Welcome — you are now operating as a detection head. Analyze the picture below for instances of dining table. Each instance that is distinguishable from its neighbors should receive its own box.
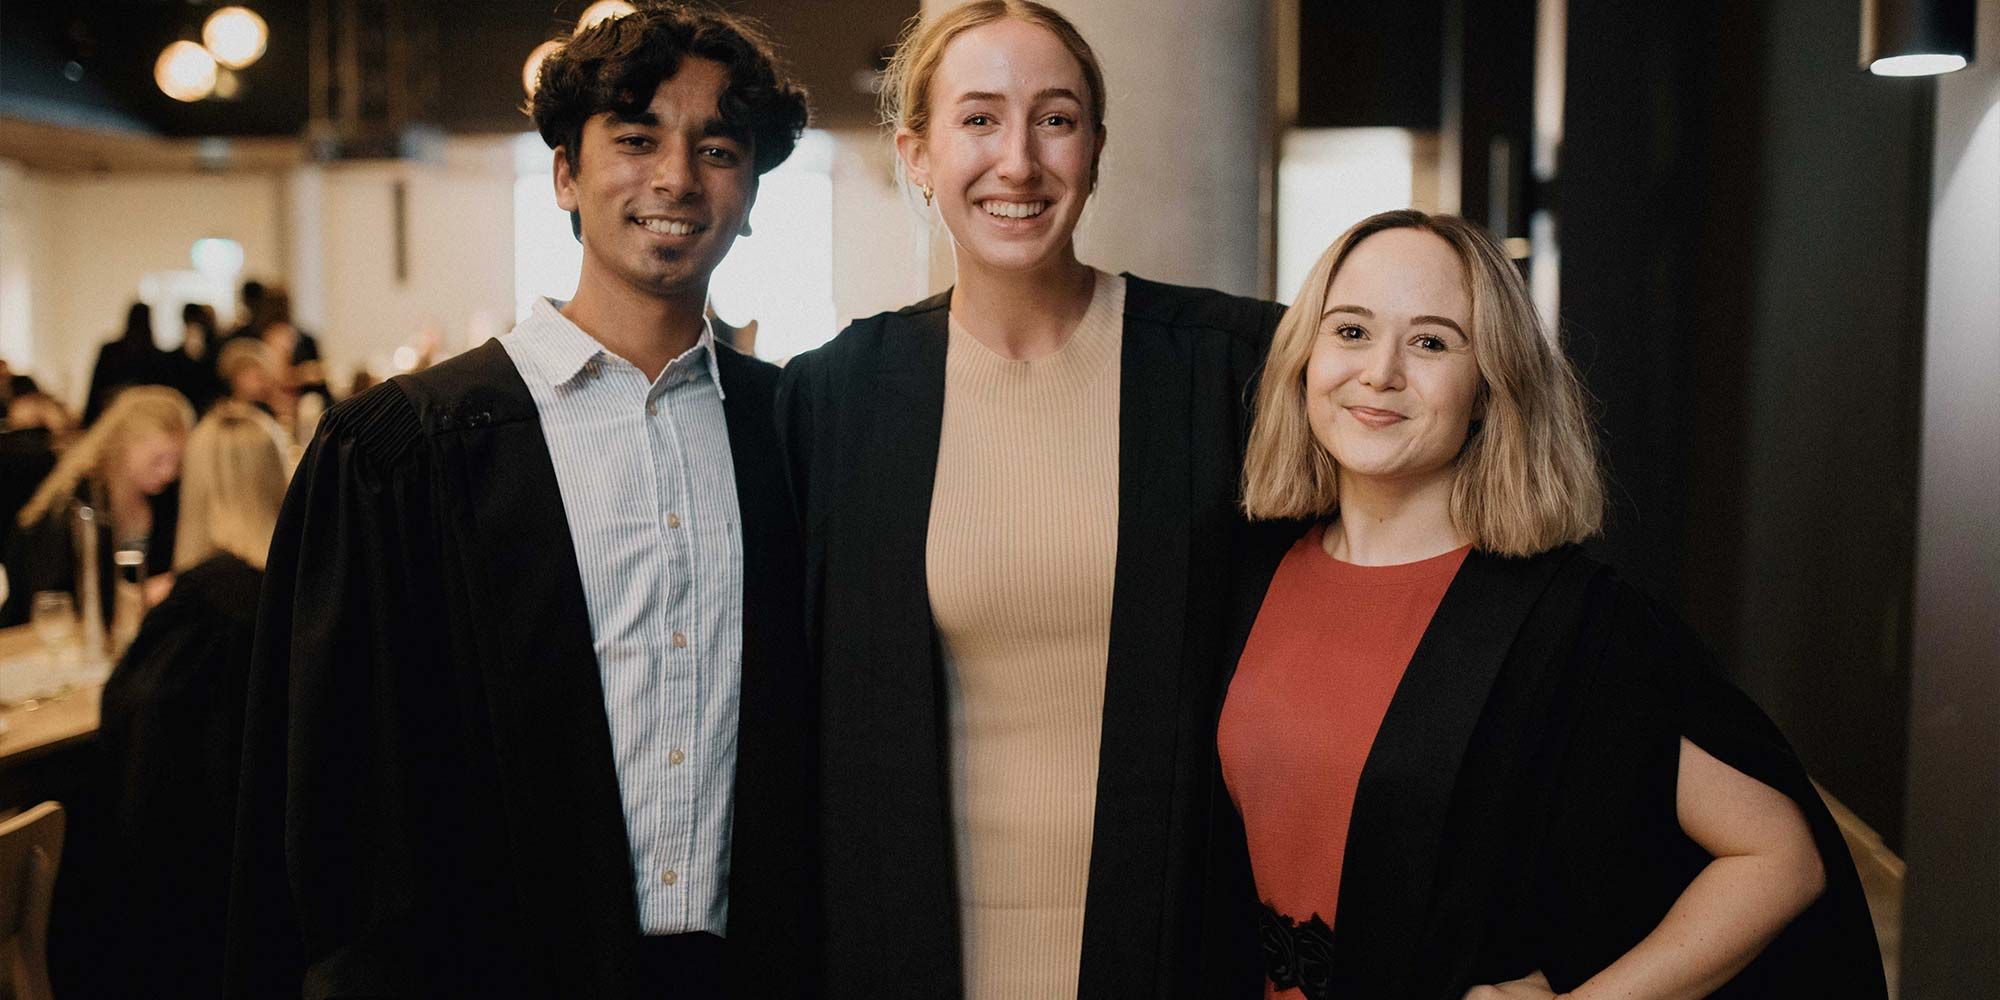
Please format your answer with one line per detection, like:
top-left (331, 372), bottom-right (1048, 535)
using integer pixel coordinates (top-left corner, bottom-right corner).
top-left (0, 624), bottom-right (106, 810)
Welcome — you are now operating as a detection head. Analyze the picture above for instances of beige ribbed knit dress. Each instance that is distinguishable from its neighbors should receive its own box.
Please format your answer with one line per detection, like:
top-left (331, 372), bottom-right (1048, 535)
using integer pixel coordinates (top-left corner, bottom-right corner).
top-left (925, 270), bottom-right (1125, 999)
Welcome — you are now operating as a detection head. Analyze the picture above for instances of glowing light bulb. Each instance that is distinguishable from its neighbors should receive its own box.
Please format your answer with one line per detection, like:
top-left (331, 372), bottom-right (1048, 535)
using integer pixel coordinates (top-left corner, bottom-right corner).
top-left (155, 41), bottom-right (218, 103)
top-left (523, 39), bottom-right (563, 96)
top-left (576, 1), bottom-right (637, 33)
top-left (203, 6), bottom-right (269, 70)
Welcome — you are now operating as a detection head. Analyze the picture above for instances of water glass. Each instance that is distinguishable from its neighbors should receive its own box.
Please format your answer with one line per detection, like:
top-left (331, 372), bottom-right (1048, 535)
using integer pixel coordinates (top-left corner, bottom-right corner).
top-left (30, 591), bottom-right (76, 654)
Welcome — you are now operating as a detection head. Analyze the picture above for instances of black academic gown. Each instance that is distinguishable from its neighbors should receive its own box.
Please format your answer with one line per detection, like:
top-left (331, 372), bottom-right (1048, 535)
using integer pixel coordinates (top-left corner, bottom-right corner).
top-left (70, 553), bottom-right (263, 998)
top-left (227, 340), bottom-right (814, 999)
top-left (776, 276), bottom-right (1286, 998)
top-left (1231, 542), bottom-right (1888, 999)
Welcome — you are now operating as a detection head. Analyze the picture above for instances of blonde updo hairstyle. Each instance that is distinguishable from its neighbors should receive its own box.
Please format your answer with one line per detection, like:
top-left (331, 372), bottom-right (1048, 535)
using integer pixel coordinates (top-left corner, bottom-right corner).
top-left (1241, 210), bottom-right (1605, 558)
top-left (17, 385), bottom-right (194, 529)
top-left (880, 0), bottom-right (1108, 196)
top-left (172, 401), bottom-right (292, 572)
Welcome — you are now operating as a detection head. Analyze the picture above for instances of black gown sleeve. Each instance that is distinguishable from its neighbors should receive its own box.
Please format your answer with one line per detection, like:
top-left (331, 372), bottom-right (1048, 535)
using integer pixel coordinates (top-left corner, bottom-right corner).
top-left (227, 383), bottom-right (445, 1000)
top-left (1535, 578), bottom-right (1889, 997)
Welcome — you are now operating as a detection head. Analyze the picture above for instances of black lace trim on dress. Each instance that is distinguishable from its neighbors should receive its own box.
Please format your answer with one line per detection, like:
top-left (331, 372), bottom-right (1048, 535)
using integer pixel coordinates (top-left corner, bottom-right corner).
top-left (1260, 901), bottom-right (1335, 999)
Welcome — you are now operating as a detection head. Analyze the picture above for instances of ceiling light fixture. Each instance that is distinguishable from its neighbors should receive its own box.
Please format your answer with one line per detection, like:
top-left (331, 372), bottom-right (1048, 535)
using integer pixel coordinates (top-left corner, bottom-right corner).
top-left (156, 41), bottom-right (219, 103)
top-left (1862, 0), bottom-right (1976, 77)
top-left (203, 6), bottom-right (270, 70)
top-left (523, 40), bottom-right (563, 97)
top-left (576, 1), bottom-right (638, 34)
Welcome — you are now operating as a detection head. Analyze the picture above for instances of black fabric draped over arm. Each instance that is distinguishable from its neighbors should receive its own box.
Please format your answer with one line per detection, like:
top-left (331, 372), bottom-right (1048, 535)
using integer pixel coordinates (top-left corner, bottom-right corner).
top-left (227, 384), bottom-right (476, 998)
top-left (1530, 574), bottom-right (1888, 998)
top-left (1302, 549), bottom-right (1886, 998)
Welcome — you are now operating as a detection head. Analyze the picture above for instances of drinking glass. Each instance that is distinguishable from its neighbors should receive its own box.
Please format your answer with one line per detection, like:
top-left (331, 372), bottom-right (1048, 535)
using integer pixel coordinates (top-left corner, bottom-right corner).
top-left (29, 591), bottom-right (76, 654)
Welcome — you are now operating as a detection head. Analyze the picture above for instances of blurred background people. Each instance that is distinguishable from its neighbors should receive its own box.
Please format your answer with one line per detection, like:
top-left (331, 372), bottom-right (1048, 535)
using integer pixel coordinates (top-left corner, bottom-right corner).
top-left (214, 337), bottom-right (284, 420)
top-left (83, 302), bottom-right (173, 426)
top-left (1, 387), bottom-right (78, 442)
top-left (1, 384), bottom-right (193, 627)
top-left (167, 302), bottom-right (225, 414)
top-left (0, 357), bottom-right (29, 418)
top-left (227, 284), bottom-right (321, 368)
top-left (225, 279), bottom-right (267, 341)
top-left (1, 359), bottom-right (63, 583)
top-left (69, 401), bottom-right (291, 999)
top-left (225, 285), bottom-right (330, 427)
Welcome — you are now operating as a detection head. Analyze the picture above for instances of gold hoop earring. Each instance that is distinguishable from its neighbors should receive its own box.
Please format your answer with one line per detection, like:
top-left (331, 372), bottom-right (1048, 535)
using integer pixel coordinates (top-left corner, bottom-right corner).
top-left (922, 186), bottom-right (934, 207)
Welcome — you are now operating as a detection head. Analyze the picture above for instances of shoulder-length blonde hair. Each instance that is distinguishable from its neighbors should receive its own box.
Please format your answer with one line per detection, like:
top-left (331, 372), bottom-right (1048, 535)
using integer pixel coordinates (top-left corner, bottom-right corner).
top-left (172, 401), bottom-right (291, 571)
top-left (1242, 210), bottom-right (1604, 558)
top-left (880, 0), bottom-right (1107, 188)
top-left (17, 385), bottom-right (194, 529)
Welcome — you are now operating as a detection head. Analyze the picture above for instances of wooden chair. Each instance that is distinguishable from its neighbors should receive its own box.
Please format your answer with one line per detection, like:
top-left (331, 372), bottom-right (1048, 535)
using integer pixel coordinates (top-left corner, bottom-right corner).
top-left (0, 802), bottom-right (64, 1000)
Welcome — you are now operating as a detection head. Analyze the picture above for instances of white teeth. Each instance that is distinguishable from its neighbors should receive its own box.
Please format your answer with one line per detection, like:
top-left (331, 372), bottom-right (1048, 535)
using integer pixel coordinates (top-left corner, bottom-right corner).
top-left (637, 218), bottom-right (698, 235)
top-left (981, 200), bottom-right (1048, 219)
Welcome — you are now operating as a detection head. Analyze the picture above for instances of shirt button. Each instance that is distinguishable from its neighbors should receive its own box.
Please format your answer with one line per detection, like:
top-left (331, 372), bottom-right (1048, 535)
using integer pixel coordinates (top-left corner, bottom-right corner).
top-left (672, 631), bottom-right (687, 649)
top-left (661, 869), bottom-right (678, 886)
top-left (669, 748), bottom-right (685, 766)
top-left (646, 402), bottom-right (658, 416)
top-left (667, 512), bottom-right (682, 529)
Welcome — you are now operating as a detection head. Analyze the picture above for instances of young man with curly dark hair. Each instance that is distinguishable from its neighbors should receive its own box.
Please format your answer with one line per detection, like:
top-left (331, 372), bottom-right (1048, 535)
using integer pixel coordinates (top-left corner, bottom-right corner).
top-left (227, 5), bottom-right (814, 997)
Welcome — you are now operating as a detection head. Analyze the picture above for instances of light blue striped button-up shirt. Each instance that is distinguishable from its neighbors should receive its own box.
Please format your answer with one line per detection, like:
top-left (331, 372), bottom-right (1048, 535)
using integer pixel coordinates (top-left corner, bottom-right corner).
top-left (500, 297), bottom-right (743, 936)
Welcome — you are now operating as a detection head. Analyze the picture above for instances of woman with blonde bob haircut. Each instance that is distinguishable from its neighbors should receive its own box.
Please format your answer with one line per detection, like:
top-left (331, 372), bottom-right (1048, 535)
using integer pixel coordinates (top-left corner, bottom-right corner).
top-left (780, 1), bottom-right (1285, 995)
top-left (1218, 210), bottom-right (1886, 998)
top-left (90, 401), bottom-right (291, 997)
top-left (1243, 210), bottom-right (1601, 554)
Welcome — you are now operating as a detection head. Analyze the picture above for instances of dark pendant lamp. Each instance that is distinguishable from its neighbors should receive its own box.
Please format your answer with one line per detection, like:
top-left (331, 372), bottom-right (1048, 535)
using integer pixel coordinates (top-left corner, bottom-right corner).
top-left (1862, 0), bottom-right (1977, 76)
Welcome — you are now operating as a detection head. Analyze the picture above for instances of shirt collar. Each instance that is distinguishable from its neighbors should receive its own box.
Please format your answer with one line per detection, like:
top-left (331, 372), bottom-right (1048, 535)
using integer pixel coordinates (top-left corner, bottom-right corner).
top-left (513, 297), bottom-right (726, 400)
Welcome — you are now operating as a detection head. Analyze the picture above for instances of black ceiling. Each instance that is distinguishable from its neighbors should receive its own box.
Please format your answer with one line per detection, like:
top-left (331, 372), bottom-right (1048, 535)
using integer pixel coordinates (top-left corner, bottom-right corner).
top-left (0, 1), bottom-right (909, 140)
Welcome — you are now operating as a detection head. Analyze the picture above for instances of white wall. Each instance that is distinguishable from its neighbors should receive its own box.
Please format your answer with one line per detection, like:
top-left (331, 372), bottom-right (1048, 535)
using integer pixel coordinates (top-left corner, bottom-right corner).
top-left (0, 160), bottom-right (54, 376)
top-left (0, 165), bottom-right (284, 406)
top-left (828, 128), bottom-right (933, 329)
top-left (1899, 3), bottom-right (2000, 995)
top-left (0, 139), bottom-right (521, 408)
top-left (316, 138), bottom-right (517, 381)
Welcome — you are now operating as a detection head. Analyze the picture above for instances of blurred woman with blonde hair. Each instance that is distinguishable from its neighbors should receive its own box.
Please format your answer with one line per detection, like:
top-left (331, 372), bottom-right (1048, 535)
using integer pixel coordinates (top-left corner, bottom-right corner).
top-left (1221, 210), bottom-right (1885, 998)
top-left (1, 385), bottom-right (192, 626)
top-left (84, 401), bottom-right (291, 998)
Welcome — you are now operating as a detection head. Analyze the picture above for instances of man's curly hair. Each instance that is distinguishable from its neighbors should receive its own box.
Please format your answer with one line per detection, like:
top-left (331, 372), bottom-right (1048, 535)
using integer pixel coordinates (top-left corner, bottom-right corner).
top-left (528, 2), bottom-right (810, 176)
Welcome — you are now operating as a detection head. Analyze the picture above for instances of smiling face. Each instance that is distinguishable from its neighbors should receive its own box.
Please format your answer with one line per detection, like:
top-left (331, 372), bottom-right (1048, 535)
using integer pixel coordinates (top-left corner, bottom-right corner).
top-left (898, 18), bottom-right (1103, 277)
top-left (554, 58), bottom-right (756, 304)
top-left (1305, 227), bottom-right (1484, 491)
